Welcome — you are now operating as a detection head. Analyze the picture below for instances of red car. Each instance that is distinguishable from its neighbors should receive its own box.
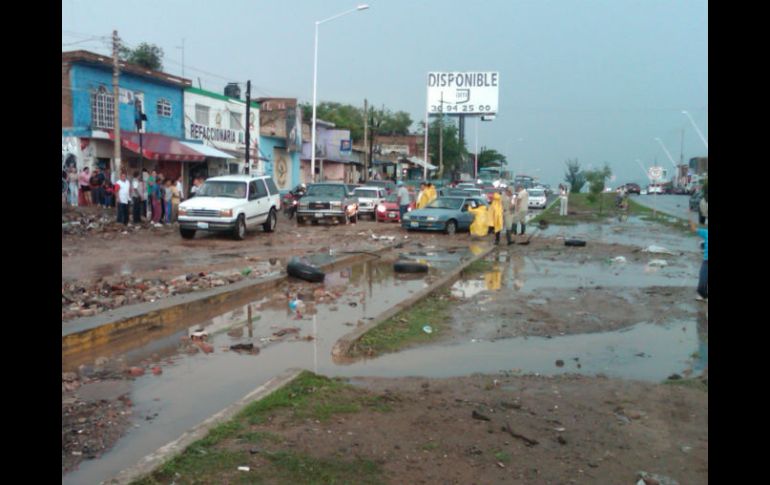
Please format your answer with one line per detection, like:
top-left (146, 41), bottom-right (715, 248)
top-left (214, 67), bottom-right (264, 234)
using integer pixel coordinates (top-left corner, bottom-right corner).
top-left (376, 192), bottom-right (416, 222)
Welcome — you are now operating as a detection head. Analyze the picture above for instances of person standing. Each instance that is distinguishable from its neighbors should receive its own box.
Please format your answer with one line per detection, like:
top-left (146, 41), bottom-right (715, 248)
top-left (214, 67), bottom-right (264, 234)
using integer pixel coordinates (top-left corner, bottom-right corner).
top-left (689, 218), bottom-right (708, 301)
top-left (163, 179), bottom-right (174, 224)
top-left (490, 192), bottom-right (504, 245)
top-left (102, 178), bottom-right (115, 208)
top-left (467, 200), bottom-right (489, 238)
top-left (426, 182), bottom-right (437, 205)
top-left (559, 185), bottom-right (569, 216)
top-left (698, 191), bottom-right (708, 225)
top-left (130, 171), bottom-right (143, 223)
top-left (138, 171), bottom-right (148, 221)
top-left (512, 185), bottom-right (529, 236)
top-left (170, 178), bottom-right (182, 222)
top-left (67, 167), bottom-right (79, 207)
top-left (150, 176), bottom-right (162, 223)
top-left (158, 174), bottom-right (166, 222)
top-left (502, 187), bottom-right (515, 245)
top-left (416, 182), bottom-right (430, 209)
top-left (79, 167), bottom-right (91, 206)
top-left (396, 181), bottom-right (410, 221)
top-left (147, 170), bottom-right (157, 219)
top-left (90, 168), bottom-right (102, 207)
top-left (176, 177), bottom-right (185, 202)
top-left (114, 172), bottom-right (131, 225)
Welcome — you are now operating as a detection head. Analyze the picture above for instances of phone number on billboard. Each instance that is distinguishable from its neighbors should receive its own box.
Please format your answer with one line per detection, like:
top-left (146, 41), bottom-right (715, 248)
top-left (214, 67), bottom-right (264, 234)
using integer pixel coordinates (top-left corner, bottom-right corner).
top-left (429, 104), bottom-right (493, 113)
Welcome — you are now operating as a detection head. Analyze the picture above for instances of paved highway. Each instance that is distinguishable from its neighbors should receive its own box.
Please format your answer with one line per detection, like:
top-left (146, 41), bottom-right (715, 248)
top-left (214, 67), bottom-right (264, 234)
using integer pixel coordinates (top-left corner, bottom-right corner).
top-left (630, 194), bottom-right (694, 220)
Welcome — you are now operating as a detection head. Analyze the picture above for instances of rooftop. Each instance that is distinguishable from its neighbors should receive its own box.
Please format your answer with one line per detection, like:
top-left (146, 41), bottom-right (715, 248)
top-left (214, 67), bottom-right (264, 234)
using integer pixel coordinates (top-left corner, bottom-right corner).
top-left (62, 50), bottom-right (192, 88)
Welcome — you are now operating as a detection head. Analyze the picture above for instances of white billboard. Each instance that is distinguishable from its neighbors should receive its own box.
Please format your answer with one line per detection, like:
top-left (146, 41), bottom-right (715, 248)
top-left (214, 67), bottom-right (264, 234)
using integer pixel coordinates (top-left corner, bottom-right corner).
top-left (427, 71), bottom-right (499, 115)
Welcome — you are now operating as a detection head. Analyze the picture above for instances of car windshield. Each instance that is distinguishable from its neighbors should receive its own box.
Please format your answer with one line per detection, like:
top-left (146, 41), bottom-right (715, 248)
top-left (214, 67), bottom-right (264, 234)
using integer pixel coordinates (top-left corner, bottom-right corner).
top-left (463, 189), bottom-right (482, 196)
top-left (307, 185), bottom-right (346, 198)
top-left (384, 194), bottom-right (399, 203)
top-left (427, 198), bottom-right (463, 210)
top-left (197, 181), bottom-right (247, 198)
top-left (355, 189), bottom-right (379, 198)
top-left (529, 190), bottom-right (545, 197)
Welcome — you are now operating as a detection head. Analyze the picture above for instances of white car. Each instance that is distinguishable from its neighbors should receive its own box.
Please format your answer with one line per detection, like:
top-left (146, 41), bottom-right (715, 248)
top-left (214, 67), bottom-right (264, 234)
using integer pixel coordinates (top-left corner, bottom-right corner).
top-left (647, 185), bottom-right (664, 194)
top-left (527, 189), bottom-right (547, 209)
top-left (353, 186), bottom-right (387, 220)
top-left (178, 175), bottom-right (281, 240)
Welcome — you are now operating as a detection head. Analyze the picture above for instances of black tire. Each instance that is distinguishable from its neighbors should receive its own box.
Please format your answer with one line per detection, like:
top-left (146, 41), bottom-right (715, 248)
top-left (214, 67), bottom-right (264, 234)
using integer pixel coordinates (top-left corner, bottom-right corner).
top-left (394, 260), bottom-right (429, 273)
top-left (297, 216), bottom-right (306, 225)
top-left (287, 260), bottom-right (325, 283)
top-left (311, 219), bottom-right (319, 225)
top-left (233, 215), bottom-right (246, 240)
top-left (180, 229), bottom-right (196, 239)
top-left (263, 208), bottom-right (277, 232)
top-left (445, 220), bottom-right (457, 235)
top-left (564, 239), bottom-right (586, 247)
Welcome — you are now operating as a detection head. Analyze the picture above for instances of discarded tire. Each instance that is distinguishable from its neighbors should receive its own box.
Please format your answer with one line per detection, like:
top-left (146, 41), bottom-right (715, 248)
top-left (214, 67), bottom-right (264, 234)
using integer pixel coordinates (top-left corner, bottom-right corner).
top-left (564, 239), bottom-right (586, 247)
top-left (286, 261), bottom-right (325, 283)
top-left (393, 261), bottom-right (429, 273)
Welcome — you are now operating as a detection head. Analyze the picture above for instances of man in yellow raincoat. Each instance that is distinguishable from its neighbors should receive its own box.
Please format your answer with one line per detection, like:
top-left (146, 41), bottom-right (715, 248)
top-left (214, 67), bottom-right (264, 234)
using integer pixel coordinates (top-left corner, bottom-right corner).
top-left (489, 192), bottom-right (504, 245)
top-left (468, 200), bottom-right (489, 238)
top-left (426, 183), bottom-right (437, 204)
top-left (416, 182), bottom-right (430, 209)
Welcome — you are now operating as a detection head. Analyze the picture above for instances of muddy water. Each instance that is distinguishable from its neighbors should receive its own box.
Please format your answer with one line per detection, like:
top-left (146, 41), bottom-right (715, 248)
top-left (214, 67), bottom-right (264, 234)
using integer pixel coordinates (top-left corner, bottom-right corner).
top-left (63, 245), bottom-right (706, 484)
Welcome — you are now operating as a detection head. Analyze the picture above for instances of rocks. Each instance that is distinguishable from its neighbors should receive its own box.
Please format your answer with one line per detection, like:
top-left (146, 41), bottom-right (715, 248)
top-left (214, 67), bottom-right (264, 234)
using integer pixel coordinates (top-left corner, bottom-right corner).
top-left (128, 367), bottom-right (145, 377)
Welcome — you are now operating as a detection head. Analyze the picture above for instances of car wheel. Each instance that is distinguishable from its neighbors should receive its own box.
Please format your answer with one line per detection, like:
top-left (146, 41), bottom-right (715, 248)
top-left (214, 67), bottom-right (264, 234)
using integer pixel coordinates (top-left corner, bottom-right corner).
top-left (263, 208), bottom-right (277, 232)
top-left (311, 219), bottom-right (319, 225)
top-left (445, 220), bottom-right (457, 235)
top-left (180, 229), bottom-right (196, 239)
top-left (233, 215), bottom-right (246, 240)
top-left (297, 216), bottom-right (306, 225)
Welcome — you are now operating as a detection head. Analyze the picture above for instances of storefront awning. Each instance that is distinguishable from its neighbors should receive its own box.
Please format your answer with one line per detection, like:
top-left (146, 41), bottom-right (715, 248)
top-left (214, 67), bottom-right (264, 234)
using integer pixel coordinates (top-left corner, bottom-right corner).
top-left (180, 141), bottom-right (235, 159)
top-left (405, 156), bottom-right (437, 170)
top-left (109, 131), bottom-right (206, 162)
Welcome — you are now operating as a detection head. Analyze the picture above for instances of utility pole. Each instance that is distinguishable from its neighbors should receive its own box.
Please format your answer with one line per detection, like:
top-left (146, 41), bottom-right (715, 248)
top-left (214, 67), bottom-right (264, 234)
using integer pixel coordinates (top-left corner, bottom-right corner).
top-left (438, 91), bottom-right (444, 179)
top-left (245, 80), bottom-right (251, 174)
top-left (680, 128), bottom-right (685, 186)
top-left (112, 30), bottom-right (122, 176)
top-left (363, 98), bottom-right (368, 182)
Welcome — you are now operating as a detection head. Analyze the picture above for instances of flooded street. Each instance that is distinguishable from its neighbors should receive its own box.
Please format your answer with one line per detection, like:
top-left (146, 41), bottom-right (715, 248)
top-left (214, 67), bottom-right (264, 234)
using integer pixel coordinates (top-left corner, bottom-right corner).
top-left (62, 217), bottom-right (707, 483)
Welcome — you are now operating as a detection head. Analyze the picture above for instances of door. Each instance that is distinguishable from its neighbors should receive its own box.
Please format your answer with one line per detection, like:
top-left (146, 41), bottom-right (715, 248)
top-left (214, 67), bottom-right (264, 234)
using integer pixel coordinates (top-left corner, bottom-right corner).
top-left (459, 199), bottom-right (476, 228)
top-left (247, 179), bottom-right (269, 226)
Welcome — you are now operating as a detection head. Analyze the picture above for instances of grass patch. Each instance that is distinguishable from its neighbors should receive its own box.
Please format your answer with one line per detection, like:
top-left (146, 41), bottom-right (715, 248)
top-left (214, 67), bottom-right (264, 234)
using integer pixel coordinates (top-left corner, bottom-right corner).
top-left (421, 441), bottom-right (439, 451)
top-left (237, 430), bottom-right (283, 444)
top-left (349, 289), bottom-right (452, 358)
top-left (464, 258), bottom-right (495, 275)
top-left (664, 377), bottom-right (708, 392)
top-left (494, 450), bottom-right (512, 463)
top-left (531, 193), bottom-right (618, 225)
top-left (264, 450), bottom-right (384, 485)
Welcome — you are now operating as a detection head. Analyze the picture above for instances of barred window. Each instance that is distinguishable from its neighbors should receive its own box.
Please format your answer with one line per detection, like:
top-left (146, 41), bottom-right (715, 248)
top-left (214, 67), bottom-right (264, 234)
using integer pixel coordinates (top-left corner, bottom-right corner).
top-left (195, 104), bottom-right (210, 125)
top-left (91, 87), bottom-right (114, 129)
top-left (157, 98), bottom-right (172, 117)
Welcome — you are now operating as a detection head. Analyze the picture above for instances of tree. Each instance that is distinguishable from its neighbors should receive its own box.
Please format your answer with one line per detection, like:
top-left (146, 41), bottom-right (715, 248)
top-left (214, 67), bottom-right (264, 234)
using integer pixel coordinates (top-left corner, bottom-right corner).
top-left (299, 102), bottom-right (413, 143)
top-left (564, 159), bottom-right (586, 193)
top-left (477, 147), bottom-right (507, 171)
top-left (583, 163), bottom-right (613, 213)
top-left (425, 117), bottom-right (466, 178)
top-left (119, 42), bottom-right (164, 71)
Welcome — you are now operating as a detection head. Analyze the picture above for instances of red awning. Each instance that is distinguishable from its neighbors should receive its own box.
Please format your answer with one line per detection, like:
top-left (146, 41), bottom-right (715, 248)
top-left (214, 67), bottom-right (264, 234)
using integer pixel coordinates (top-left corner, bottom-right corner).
top-left (109, 131), bottom-right (206, 162)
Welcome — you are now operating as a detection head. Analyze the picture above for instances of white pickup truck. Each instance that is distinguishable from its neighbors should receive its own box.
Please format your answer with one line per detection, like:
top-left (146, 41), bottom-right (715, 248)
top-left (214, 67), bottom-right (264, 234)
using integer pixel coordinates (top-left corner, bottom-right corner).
top-left (177, 175), bottom-right (281, 240)
top-left (353, 186), bottom-right (386, 220)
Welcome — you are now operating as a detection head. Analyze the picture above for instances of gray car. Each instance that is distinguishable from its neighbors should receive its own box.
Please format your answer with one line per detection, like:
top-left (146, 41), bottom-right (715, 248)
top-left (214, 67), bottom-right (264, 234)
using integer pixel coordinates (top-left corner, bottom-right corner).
top-left (296, 183), bottom-right (359, 225)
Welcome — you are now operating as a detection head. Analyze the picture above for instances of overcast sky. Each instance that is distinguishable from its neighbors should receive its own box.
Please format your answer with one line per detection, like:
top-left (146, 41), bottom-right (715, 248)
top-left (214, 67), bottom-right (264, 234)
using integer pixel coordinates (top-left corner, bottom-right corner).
top-left (63, 0), bottom-right (707, 186)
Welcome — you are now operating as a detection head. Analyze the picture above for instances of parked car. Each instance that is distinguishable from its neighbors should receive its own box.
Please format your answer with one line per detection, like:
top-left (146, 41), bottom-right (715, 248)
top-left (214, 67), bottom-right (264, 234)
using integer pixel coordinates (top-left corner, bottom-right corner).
top-left (353, 186), bottom-right (387, 220)
top-left (689, 191), bottom-right (703, 211)
top-left (296, 183), bottom-right (358, 225)
top-left (527, 188), bottom-right (547, 209)
top-left (647, 184), bottom-right (664, 194)
top-left (364, 180), bottom-right (397, 195)
top-left (402, 196), bottom-right (488, 235)
top-left (622, 183), bottom-right (641, 195)
top-left (376, 192), bottom-right (416, 222)
top-left (640, 189), bottom-right (648, 195)
top-left (177, 175), bottom-right (280, 240)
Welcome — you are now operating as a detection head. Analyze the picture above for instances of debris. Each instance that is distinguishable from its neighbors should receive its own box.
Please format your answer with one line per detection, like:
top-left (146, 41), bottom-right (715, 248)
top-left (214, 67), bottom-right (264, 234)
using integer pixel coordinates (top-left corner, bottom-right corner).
top-left (642, 245), bottom-right (675, 255)
top-left (151, 366), bottom-right (162, 375)
top-left (472, 410), bottom-right (491, 421)
top-left (557, 435), bottom-right (567, 445)
top-left (502, 422), bottom-right (539, 446)
top-left (230, 343), bottom-right (255, 352)
top-left (610, 256), bottom-right (627, 264)
top-left (555, 360), bottom-right (565, 367)
top-left (667, 373), bottom-right (682, 380)
top-left (128, 367), bottom-right (145, 377)
top-left (422, 325), bottom-right (433, 334)
top-left (648, 259), bottom-right (668, 267)
top-left (637, 471), bottom-right (680, 485)
top-left (238, 466), bottom-right (250, 472)
top-left (273, 327), bottom-right (301, 337)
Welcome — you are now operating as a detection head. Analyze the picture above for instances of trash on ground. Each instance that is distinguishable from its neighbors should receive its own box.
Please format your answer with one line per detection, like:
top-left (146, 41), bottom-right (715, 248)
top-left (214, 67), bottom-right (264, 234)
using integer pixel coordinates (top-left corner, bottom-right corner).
top-left (610, 256), bottom-right (627, 264)
top-left (642, 245), bottom-right (675, 255)
top-left (648, 259), bottom-right (668, 267)
top-left (637, 471), bottom-right (680, 485)
top-left (238, 466), bottom-right (250, 472)
top-left (273, 327), bottom-right (301, 337)
top-left (422, 325), bottom-right (433, 334)
top-left (472, 410), bottom-right (491, 421)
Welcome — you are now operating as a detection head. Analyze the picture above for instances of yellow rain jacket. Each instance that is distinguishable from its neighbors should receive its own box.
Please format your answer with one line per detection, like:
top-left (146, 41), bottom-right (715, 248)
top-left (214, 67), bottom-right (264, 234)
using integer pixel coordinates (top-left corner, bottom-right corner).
top-left (426, 185), bottom-right (437, 204)
top-left (489, 193), bottom-right (503, 234)
top-left (468, 204), bottom-right (489, 237)
top-left (416, 190), bottom-right (430, 209)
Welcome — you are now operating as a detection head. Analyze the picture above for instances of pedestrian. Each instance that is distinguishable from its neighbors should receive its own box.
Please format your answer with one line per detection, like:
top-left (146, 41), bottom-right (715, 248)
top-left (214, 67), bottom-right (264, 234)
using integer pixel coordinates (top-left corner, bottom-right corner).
top-left (67, 167), bottom-right (79, 207)
top-left (158, 174), bottom-right (166, 222)
top-left (689, 217), bottom-right (708, 301)
top-left (150, 176), bottom-right (162, 223)
top-left (698, 190), bottom-right (708, 225)
top-left (396, 181), bottom-right (410, 220)
top-left (176, 177), bottom-right (184, 202)
top-left (559, 185), bottom-right (569, 216)
top-left (512, 184), bottom-right (529, 236)
top-left (467, 200), bottom-right (489, 238)
top-left (502, 187), bottom-right (515, 245)
top-left (426, 182), bottom-right (437, 205)
top-left (79, 167), bottom-right (91, 206)
top-left (490, 192), bottom-right (504, 245)
top-left (138, 171), bottom-right (148, 221)
top-left (97, 168), bottom-right (108, 207)
top-left (90, 168), bottom-right (102, 207)
top-left (130, 171), bottom-right (143, 223)
top-left (170, 178), bottom-right (182, 222)
top-left (416, 182), bottom-right (430, 209)
top-left (114, 172), bottom-right (131, 225)
top-left (163, 179), bottom-right (174, 224)
top-left (102, 178), bottom-right (115, 208)
top-left (147, 170), bottom-right (157, 219)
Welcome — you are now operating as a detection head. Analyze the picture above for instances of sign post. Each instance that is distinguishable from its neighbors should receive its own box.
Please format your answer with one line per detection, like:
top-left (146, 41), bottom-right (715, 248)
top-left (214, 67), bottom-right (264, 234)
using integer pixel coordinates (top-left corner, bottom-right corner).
top-left (648, 166), bottom-right (663, 218)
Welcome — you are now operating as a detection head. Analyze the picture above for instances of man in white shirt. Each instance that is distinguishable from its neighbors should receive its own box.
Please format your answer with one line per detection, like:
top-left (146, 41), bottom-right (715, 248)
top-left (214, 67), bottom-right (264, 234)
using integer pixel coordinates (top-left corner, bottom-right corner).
top-left (512, 185), bottom-right (529, 235)
top-left (115, 172), bottom-right (131, 226)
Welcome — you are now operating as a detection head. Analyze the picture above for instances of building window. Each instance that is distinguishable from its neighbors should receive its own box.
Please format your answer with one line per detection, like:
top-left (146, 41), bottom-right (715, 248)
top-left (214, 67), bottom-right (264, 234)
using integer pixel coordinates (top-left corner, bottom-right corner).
top-left (195, 104), bottom-right (210, 125)
top-left (91, 87), bottom-right (114, 129)
top-left (230, 112), bottom-right (242, 129)
top-left (157, 98), bottom-right (172, 117)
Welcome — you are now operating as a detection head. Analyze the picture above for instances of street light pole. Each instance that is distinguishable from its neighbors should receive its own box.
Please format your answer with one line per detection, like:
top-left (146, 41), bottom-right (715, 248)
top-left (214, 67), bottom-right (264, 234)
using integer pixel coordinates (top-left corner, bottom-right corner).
top-left (311, 4), bottom-right (369, 184)
top-left (682, 110), bottom-right (708, 150)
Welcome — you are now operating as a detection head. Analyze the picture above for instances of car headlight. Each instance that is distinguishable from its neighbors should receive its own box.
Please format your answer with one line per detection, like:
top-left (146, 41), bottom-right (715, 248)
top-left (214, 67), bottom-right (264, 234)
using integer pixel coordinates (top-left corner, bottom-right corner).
top-left (377, 205), bottom-right (386, 213)
top-left (330, 201), bottom-right (342, 207)
top-left (426, 216), bottom-right (437, 221)
top-left (178, 208), bottom-right (188, 216)
top-left (219, 209), bottom-right (233, 217)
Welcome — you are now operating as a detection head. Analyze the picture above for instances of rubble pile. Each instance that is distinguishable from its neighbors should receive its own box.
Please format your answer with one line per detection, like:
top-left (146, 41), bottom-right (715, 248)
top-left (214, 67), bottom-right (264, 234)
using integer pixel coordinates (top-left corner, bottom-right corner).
top-left (62, 208), bottom-right (173, 236)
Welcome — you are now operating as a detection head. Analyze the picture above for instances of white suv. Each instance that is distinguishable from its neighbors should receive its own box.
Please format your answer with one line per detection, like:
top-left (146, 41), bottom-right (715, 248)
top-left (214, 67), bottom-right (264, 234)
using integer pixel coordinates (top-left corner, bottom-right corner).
top-left (353, 186), bottom-right (386, 220)
top-left (178, 175), bottom-right (281, 240)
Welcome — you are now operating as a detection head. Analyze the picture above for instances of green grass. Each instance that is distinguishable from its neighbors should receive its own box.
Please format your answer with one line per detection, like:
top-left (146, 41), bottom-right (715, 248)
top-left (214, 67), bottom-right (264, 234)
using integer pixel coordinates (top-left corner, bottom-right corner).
top-left (663, 376), bottom-right (708, 392)
top-left (131, 372), bottom-right (390, 485)
top-left (531, 193), bottom-right (617, 225)
top-left (421, 441), bottom-right (439, 451)
top-left (494, 450), bottom-right (512, 463)
top-left (349, 289), bottom-right (452, 358)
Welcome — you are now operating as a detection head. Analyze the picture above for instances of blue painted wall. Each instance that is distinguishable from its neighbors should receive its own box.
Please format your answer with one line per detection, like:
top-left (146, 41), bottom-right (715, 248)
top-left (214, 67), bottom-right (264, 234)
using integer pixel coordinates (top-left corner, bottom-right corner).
top-left (260, 135), bottom-right (301, 188)
top-left (69, 63), bottom-right (184, 138)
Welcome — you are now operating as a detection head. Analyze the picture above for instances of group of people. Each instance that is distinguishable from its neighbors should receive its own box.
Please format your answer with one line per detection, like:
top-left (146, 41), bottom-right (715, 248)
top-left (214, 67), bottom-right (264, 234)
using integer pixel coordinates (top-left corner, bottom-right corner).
top-left (468, 185), bottom-right (530, 245)
top-left (63, 165), bottom-right (198, 226)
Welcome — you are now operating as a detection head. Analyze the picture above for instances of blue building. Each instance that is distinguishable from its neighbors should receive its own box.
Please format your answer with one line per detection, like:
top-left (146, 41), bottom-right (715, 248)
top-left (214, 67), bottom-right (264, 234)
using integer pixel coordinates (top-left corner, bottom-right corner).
top-left (257, 98), bottom-right (303, 190)
top-left (62, 50), bottom-right (206, 186)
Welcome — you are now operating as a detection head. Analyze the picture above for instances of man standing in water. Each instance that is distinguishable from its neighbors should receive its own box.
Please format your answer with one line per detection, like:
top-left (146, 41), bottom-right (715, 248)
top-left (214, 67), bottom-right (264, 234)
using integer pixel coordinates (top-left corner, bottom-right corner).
top-left (512, 184), bottom-right (529, 236)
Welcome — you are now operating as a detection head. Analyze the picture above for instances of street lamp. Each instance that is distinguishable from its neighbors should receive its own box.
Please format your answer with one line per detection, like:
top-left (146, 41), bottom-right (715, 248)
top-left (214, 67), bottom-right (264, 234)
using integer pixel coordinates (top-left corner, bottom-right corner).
top-left (682, 110), bottom-right (708, 150)
top-left (311, 4), bottom-right (369, 183)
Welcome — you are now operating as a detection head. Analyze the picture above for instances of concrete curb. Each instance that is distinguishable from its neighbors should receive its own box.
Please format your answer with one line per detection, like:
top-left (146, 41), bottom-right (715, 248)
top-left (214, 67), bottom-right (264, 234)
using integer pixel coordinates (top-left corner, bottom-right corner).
top-left (62, 245), bottom-right (397, 366)
top-left (331, 244), bottom-right (496, 362)
top-left (106, 368), bottom-right (304, 485)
